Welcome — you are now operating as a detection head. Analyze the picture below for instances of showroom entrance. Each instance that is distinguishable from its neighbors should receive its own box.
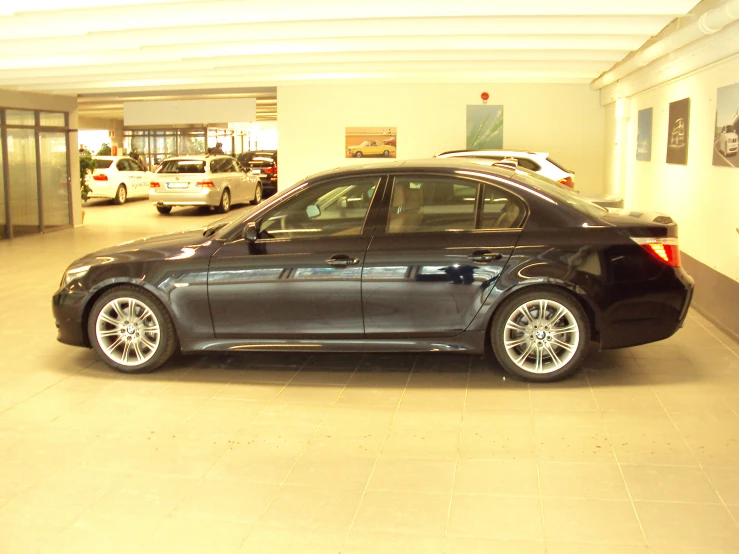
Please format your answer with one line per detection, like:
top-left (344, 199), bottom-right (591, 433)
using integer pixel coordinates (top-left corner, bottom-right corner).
top-left (0, 107), bottom-right (72, 239)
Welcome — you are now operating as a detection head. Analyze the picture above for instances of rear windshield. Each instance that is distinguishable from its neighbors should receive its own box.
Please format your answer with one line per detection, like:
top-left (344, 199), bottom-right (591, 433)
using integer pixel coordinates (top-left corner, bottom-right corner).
top-left (248, 158), bottom-right (275, 168)
top-left (546, 156), bottom-right (574, 174)
top-left (93, 159), bottom-right (113, 169)
top-left (157, 160), bottom-right (206, 174)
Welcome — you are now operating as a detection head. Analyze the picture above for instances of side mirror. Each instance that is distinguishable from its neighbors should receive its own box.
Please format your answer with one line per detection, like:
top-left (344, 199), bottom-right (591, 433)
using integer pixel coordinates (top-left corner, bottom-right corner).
top-left (244, 221), bottom-right (258, 241)
top-left (306, 204), bottom-right (321, 219)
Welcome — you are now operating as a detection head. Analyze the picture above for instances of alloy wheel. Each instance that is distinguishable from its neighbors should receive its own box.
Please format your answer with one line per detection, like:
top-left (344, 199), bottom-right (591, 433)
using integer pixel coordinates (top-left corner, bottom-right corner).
top-left (95, 297), bottom-right (161, 367)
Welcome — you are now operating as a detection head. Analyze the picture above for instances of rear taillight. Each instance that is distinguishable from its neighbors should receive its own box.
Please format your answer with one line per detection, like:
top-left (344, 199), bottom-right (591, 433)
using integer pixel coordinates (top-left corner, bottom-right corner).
top-left (263, 166), bottom-right (275, 175)
top-left (633, 237), bottom-right (681, 267)
top-left (197, 180), bottom-right (215, 188)
top-left (150, 182), bottom-right (160, 188)
top-left (93, 174), bottom-right (108, 181)
top-left (558, 176), bottom-right (574, 188)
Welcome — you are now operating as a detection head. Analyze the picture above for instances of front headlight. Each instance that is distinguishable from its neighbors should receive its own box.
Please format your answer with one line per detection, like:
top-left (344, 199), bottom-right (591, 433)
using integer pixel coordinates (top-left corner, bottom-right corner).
top-left (61, 265), bottom-right (91, 287)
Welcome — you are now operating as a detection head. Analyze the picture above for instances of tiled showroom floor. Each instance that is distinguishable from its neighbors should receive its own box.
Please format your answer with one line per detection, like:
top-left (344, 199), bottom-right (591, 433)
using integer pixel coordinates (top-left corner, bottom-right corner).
top-left (1, 199), bottom-right (739, 553)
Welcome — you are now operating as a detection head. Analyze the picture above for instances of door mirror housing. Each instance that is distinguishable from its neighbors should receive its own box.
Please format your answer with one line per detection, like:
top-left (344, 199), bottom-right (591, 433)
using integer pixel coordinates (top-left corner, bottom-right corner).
top-left (244, 221), bottom-right (258, 241)
top-left (306, 204), bottom-right (321, 219)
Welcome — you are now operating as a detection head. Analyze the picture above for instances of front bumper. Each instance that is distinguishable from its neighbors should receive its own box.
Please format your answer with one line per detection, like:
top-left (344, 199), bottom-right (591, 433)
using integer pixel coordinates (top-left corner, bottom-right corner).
top-left (150, 187), bottom-right (222, 207)
top-left (52, 288), bottom-right (89, 347)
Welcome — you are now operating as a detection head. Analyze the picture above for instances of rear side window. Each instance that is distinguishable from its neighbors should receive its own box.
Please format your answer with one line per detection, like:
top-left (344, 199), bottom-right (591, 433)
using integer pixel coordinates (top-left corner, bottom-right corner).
top-left (480, 185), bottom-right (526, 229)
top-left (515, 157), bottom-right (541, 171)
top-left (386, 176), bottom-right (477, 234)
top-left (94, 159), bottom-right (113, 169)
top-left (157, 160), bottom-right (206, 174)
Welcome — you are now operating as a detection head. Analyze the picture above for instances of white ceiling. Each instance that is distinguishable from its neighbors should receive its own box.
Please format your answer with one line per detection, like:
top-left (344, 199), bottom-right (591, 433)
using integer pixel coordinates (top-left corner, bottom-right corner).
top-left (0, 0), bottom-right (702, 120)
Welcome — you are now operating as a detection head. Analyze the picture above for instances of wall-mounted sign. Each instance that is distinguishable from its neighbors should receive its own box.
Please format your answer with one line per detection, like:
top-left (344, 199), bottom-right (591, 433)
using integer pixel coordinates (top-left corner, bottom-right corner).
top-left (467, 105), bottom-right (504, 150)
top-left (345, 127), bottom-right (396, 158)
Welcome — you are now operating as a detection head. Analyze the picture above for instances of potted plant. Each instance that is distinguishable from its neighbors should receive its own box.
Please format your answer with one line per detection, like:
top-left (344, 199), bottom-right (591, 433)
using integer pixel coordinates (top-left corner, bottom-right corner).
top-left (79, 148), bottom-right (96, 222)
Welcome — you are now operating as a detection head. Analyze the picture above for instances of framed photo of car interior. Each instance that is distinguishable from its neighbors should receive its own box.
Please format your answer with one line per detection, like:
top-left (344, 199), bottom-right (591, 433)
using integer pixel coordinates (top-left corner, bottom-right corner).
top-left (713, 83), bottom-right (739, 168)
top-left (666, 97), bottom-right (690, 165)
top-left (345, 127), bottom-right (397, 158)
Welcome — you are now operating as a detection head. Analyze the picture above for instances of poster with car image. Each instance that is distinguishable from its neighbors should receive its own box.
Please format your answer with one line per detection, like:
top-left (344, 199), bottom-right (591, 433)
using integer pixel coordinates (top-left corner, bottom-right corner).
top-left (666, 98), bottom-right (690, 165)
top-left (466, 105), bottom-right (504, 149)
top-left (345, 127), bottom-right (396, 158)
top-left (713, 83), bottom-right (739, 168)
top-left (636, 108), bottom-right (653, 161)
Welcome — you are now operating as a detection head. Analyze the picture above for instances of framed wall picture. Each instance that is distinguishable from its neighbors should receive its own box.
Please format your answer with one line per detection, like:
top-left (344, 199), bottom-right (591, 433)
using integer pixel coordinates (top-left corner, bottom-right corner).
top-left (466, 105), bottom-right (504, 149)
top-left (666, 98), bottom-right (690, 165)
top-left (713, 83), bottom-right (739, 168)
top-left (345, 127), bottom-right (396, 158)
top-left (636, 107), bottom-right (653, 161)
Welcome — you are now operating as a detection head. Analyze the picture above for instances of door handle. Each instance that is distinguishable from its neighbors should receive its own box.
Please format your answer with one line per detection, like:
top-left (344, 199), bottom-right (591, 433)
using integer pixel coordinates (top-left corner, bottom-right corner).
top-left (326, 254), bottom-right (359, 268)
top-left (468, 250), bottom-right (503, 263)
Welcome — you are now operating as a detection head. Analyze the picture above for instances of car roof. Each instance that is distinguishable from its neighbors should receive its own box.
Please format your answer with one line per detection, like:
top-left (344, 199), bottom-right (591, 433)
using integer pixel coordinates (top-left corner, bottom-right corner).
top-left (93, 155), bottom-right (129, 160)
top-left (160, 155), bottom-right (230, 161)
top-left (304, 158), bottom-right (519, 182)
top-left (438, 150), bottom-right (549, 158)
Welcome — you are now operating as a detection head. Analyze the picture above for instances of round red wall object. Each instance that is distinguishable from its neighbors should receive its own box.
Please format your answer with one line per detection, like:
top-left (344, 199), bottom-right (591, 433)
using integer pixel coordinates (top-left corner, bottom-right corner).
top-left (481, 92), bottom-right (490, 102)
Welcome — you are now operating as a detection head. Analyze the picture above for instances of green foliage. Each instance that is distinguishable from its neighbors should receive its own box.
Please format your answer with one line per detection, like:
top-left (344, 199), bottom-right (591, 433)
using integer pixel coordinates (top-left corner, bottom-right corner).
top-left (466, 106), bottom-right (504, 150)
top-left (79, 149), bottom-right (96, 202)
top-left (97, 143), bottom-right (112, 156)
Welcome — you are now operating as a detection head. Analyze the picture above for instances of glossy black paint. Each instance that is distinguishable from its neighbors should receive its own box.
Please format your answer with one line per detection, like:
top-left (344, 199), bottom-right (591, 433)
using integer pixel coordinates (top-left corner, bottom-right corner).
top-left (53, 159), bottom-right (694, 356)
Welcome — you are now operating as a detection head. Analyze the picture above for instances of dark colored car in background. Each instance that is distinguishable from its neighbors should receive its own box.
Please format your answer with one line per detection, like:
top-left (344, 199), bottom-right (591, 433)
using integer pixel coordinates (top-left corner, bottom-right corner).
top-left (237, 150), bottom-right (277, 197)
top-left (52, 159), bottom-right (693, 382)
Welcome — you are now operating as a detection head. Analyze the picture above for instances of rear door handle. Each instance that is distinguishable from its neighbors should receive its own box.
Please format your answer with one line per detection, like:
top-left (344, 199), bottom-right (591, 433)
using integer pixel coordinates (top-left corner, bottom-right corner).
top-left (326, 254), bottom-right (359, 268)
top-left (468, 250), bottom-right (503, 263)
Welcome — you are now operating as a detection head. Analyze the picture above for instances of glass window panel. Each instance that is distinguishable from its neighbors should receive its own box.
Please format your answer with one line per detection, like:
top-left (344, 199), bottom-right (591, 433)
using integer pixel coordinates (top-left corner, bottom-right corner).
top-left (0, 139), bottom-right (6, 239)
top-left (7, 128), bottom-right (39, 236)
top-left (481, 184), bottom-right (525, 229)
top-left (40, 112), bottom-right (65, 127)
top-left (6, 110), bottom-right (35, 126)
top-left (39, 132), bottom-right (70, 230)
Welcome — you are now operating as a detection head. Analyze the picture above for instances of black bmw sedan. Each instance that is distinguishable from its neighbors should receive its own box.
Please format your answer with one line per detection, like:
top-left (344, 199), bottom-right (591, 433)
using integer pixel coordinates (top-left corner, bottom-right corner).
top-left (53, 159), bottom-right (693, 382)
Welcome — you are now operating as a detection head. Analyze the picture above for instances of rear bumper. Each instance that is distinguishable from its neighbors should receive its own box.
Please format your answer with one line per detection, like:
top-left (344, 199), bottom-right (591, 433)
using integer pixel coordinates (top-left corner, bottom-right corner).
top-left (600, 267), bottom-right (694, 349)
top-left (86, 182), bottom-right (118, 200)
top-left (52, 288), bottom-right (89, 347)
top-left (150, 187), bottom-right (222, 207)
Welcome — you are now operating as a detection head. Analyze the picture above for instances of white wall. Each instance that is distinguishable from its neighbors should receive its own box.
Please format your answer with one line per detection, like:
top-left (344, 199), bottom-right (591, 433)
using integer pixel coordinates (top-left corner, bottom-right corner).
top-left (613, 56), bottom-right (739, 283)
top-left (277, 83), bottom-right (605, 194)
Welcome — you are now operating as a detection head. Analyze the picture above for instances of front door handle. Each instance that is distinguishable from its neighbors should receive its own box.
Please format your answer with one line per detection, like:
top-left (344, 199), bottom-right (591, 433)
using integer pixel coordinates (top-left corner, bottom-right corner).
top-left (468, 250), bottom-right (503, 263)
top-left (326, 254), bottom-right (359, 268)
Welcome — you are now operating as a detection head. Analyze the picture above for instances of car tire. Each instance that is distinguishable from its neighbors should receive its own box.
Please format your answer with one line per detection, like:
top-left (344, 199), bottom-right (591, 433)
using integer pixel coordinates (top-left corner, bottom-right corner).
top-left (87, 285), bottom-right (178, 374)
top-left (354, 151), bottom-right (363, 158)
top-left (217, 189), bottom-right (231, 214)
top-left (490, 287), bottom-right (590, 382)
top-left (113, 184), bottom-right (127, 205)
top-left (383, 150), bottom-right (389, 157)
top-left (156, 206), bottom-right (172, 215)
top-left (251, 184), bottom-right (262, 205)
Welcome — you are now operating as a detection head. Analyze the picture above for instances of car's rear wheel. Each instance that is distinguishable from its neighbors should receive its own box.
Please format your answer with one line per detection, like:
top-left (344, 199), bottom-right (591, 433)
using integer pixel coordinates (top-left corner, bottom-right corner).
top-left (113, 184), bottom-right (127, 205)
top-left (251, 184), bottom-right (262, 205)
top-left (156, 206), bottom-right (172, 215)
top-left (490, 288), bottom-right (590, 382)
top-left (88, 286), bottom-right (177, 374)
top-left (383, 150), bottom-right (390, 157)
top-left (217, 189), bottom-right (231, 213)
top-left (354, 151), bottom-right (363, 158)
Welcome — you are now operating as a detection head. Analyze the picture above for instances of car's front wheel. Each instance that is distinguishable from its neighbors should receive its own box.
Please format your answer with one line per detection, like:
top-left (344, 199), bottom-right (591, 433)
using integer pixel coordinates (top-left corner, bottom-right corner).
top-left (156, 206), bottom-right (172, 215)
top-left (490, 288), bottom-right (590, 382)
top-left (354, 151), bottom-right (363, 158)
top-left (383, 150), bottom-right (389, 157)
top-left (88, 286), bottom-right (177, 374)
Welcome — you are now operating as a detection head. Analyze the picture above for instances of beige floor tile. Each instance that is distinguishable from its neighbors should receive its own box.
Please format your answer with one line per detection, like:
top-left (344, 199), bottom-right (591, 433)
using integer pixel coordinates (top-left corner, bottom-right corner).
top-left (333, 386), bottom-right (405, 408)
top-left (284, 452), bottom-right (377, 490)
top-left (542, 498), bottom-right (644, 545)
top-left (0, 520), bottom-right (65, 554)
top-left (289, 369), bottom-right (356, 385)
top-left (342, 531), bottom-right (447, 553)
top-left (140, 514), bottom-right (249, 554)
top-left (352, 490), bottom-right (450, 536)
top-left (532, 411), bottom-right (607, 435)
top-left (545, 543), bottom-right (649, 554)
top-left (453, 459), bottom-right (539, 497)
top-left (206, 447), bottom-right (304, 484)
top-left (635, 501), bottom-right (739, 550)
top-left (305, 430), bottom-right (386, 457)
top-left (703, 467), bottom-right (739, 505)
top-left (537, 432), bottom-right (617, 463)
top-left (464, 388), bottom-right (532, 411)
top-left (448, 494), bottom-right (544, 540)
top-left (238, 528), bottom-right (345, 553)
top-left (391, 406), bottom-right (463, 431)
top-left (214, 382), bottom-right (285, 402)
top-left (621, 465), bottom-right (721, 503)
top-left (275, 384), bottom-right (345, 405)
top-left (443, 537), bottom-right (547, 553)
top-left (600, 411), bottom-right (676, 435)
top-left (259, 485), bottom-right (363, 533)
top-left (382, 429), bottom-right (460, 460)
top-left (591, 389), bottom-right (667, 411)
top-left (530, 389), bottom-right (599, 412)
top-left (610, 431), bottom-right (699, 466)
top-left (367, 457), bottom-right (456, 494)
top-left (90, 473), bottom-right (198, 519)
top-left (252, 402), bottom-right (331, 428)
top-left (173, 479), bottom-right (279, 523)
top-left (538, 462), bottom-right (629, 500)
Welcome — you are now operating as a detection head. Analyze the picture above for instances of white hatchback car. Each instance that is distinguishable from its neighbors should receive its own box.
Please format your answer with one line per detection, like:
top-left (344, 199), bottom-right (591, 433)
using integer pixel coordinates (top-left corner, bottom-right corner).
top-left (436, 150), bottom-right (576, 188)
top-left (149, 155), bottom-right (262, 215)
top-left (86, 156), bottom-right (152, 204)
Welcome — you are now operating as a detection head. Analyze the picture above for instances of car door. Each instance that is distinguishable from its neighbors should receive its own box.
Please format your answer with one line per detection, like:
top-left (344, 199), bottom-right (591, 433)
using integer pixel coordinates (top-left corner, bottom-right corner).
top-left (208, 175), bottom-right (383, 339)
top-left (361, 174), bottom-right (525, 337)
top-left (230, 158), bottom-right (253, 203)
top-left (124, 158), bottom-right (147, 197)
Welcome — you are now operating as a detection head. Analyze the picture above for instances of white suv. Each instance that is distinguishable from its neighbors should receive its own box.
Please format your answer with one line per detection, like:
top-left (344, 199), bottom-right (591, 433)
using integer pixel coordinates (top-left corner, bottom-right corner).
top-left (149, 155), bottom-right (262, 215)
top-left (86, 156), bottom-right (152, 204)
top-left (436, 150), bottom-right (576, 188)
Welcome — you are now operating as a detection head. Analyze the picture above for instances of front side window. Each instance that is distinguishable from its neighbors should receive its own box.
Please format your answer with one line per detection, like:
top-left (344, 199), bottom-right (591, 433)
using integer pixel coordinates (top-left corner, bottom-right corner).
top-left (258, 177), bottom-right (380, 240)
top-left (386, 176), bottom-right (477, 234)
top-left (116, 159), bottom-right (129, 171)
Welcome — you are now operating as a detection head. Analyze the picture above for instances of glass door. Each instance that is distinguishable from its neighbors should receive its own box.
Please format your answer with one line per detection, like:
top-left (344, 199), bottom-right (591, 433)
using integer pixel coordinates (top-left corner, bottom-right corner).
top-left (7, 127), bottom-right (39, 237)
top-left (39, 131), bottom-right (69, 231)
